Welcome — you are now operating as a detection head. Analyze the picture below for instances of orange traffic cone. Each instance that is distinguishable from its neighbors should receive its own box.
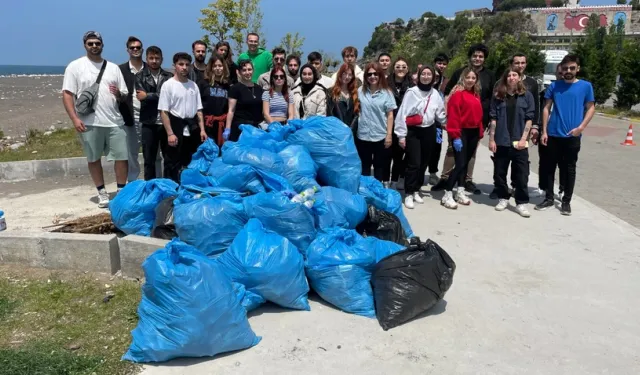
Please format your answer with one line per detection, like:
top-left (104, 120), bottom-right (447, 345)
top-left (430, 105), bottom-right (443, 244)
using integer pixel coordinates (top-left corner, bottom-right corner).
top-left (621, 124), bottom-right (636, 146)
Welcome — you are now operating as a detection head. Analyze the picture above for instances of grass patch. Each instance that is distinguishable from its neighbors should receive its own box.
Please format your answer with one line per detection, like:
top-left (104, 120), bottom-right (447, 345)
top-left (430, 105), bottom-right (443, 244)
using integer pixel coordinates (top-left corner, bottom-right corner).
top-left (0, 266), bottom-right (142, 375)
top-left (0, 128), bottom-right (84, 162)
top-left (596, 106), bottom-right (640, 121)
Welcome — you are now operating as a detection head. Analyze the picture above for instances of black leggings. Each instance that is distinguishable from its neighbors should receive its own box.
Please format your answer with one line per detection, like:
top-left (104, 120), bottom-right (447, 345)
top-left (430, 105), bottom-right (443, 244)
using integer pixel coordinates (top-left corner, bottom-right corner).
top-left (445, 128), bottom-right (480, 191)
top-left (428, 123), bottom-right (442, 174)
top-left (404, 126), bottom-right (436, 195)
top-left (356, 138), bottom-right (391, 182)
top-left (389, 134), bottom-right (406, 182)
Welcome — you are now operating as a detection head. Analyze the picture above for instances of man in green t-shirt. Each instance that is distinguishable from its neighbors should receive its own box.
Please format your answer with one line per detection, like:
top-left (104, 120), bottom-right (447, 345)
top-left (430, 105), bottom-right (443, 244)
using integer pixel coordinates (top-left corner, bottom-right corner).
top-left (237, 32), bottom-right (272, 83)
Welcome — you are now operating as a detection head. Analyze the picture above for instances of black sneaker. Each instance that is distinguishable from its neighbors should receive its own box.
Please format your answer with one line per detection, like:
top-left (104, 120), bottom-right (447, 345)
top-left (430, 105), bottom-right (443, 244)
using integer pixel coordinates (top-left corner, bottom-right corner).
top-left (560, 202), bottom-right (572, 216)
top-left (535, 199), bottom-right (554, 211)
top-left (431, 178), bottom-right (447, 191)
top-left (489, 189), bottom-right (498, 200)
top-left (465, 180), bottom-right (481, 195)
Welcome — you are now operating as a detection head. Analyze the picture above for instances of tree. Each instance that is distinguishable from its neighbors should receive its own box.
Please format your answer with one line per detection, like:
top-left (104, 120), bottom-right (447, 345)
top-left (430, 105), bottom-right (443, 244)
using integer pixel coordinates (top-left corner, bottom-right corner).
top-left (199, 0), bottom-right (264, 53)
top-left (391, 33), bottom-right (418, 64)
top-left (279, 32), bottom-right (305, 56)
top-left (447, 25), bottom-right (485, 74)
top-left (631, 0), bottom-right (640, 11)
top-left (486, 34), bottom-right (545, 78)
top-left (617, 0), bottom-right (627, 5)
top-left (615, 40), bottom-right (640, 109)
top-left (363, 25), bottom-right (394, 59)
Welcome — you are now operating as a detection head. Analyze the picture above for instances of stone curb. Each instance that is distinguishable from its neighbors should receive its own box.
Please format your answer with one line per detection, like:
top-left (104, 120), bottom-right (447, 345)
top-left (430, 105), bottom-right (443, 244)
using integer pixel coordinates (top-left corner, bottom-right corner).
top-left (0, 154), bottom-right (144, 182)
top-left (0, 231), bottom-right (168, 276)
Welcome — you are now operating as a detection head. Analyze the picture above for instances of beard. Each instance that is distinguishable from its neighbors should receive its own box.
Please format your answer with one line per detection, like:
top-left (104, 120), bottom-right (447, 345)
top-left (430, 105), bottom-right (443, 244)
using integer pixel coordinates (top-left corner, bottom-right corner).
top-left (195, 55), bottom-right (205, 63)
top-left (563, 73), bottom-right (575, 80)
top-left (87, 47), bottom-right (103, 56)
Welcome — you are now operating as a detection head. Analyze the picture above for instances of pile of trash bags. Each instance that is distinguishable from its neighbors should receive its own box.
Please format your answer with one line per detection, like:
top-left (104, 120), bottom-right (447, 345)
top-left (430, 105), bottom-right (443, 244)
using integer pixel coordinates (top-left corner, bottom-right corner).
top-left (110, 117), bottom-right (455, 363)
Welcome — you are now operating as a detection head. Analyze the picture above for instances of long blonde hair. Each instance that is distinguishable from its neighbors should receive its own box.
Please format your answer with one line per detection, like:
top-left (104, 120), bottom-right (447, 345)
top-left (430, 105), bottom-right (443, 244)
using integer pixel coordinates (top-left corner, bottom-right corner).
top-left (455, 68), bottom-right (481, 97)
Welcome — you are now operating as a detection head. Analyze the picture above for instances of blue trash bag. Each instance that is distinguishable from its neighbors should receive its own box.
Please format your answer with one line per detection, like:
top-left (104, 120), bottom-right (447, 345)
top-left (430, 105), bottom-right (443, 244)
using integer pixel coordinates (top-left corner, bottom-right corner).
top-left (267, 122), bottom-right (296, 140)
top-left (187, 138), bottom-right (219, 173)
top-left (110, 179), bottom-right (178, 236)
top-left (208, 159), bottom-right (266, 194)
top-left (174, 185), bottom-right (243, 206)
top-left (180, 168), bottom-right (218, 189)
top-left (232, 282), bottom-right (267, 313)
top-left (218, 219), bottom-right (310, 310)
top-left (222, 141), bottom-right (284, 175)
top-left (238, 124), bottom-right (288, 151)
top-left (278, 145), bottom-right (319, 192)
top-left (358, 176), bottom-right (414, 238)
top-left (314, 187), bottom-right (368, 230)
top-left (243, 192), bottom-right (317, 253)
top-left (304, 228), bottom-right (404, 317)
top-left (174, 195), bottom-right (249, 256)
top-left (122, 239), bottom-right (261, 363)
top-left (287, 116), bottom-right (361, 192)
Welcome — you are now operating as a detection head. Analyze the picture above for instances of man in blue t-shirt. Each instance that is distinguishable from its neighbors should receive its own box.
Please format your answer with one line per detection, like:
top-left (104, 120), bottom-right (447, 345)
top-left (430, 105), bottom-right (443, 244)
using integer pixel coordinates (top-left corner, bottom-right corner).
top-left (536, 54), bottom-right (595, 216)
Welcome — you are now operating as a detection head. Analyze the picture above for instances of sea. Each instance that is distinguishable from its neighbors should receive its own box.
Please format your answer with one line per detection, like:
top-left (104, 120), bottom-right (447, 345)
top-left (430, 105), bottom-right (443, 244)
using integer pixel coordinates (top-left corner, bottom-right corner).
top-left (0, 65), bottom-right (65, 77)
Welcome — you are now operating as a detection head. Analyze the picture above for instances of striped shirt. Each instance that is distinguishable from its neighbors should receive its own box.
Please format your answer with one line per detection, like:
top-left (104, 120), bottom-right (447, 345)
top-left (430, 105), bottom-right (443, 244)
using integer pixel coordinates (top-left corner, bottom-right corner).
top-left (262, 90), bottom-right (293, 118)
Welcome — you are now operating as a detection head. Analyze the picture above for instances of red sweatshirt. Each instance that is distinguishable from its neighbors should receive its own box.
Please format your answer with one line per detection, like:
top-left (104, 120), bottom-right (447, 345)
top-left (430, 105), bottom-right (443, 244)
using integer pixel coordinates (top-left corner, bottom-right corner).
top-left (446, 89), bottom-right (484, 140)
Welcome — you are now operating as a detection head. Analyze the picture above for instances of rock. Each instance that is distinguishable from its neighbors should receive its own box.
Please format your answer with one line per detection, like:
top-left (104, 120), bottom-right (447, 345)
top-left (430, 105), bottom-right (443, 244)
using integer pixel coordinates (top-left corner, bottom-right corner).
top-left (31, 151), bottom-right (38, 154)
top-left (5, 136), bottom-right (11, 140)
top-left (44, 131), bottom-right (52, 136)
top-left (9, 142), bottom-right (24, 150)
top-left (66, 343), bottom-right (81, 351)
top-left (56, 120), bottom-right (63, 124)
top-left (49, 125), bottom-right (56, 131)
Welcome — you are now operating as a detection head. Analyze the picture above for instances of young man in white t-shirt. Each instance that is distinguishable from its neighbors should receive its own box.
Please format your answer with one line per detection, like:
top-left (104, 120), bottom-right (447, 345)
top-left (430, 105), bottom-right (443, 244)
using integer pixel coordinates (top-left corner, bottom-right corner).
top-left (62, 31), bottom-right (129, 208)
top-left (157, 52), bottom-right (207, 182)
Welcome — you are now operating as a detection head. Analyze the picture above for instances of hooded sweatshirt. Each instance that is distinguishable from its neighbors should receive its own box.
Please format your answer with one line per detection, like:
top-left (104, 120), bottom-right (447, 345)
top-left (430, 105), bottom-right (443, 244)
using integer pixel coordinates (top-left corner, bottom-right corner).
top-left (237, 48), bottom-right (273, 83)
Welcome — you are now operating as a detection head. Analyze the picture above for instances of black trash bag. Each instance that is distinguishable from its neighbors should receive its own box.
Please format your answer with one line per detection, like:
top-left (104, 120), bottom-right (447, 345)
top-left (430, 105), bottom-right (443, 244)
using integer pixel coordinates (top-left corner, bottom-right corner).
top-left (371, 237), bottom-right (456, 331)
top-left (356, 205), bottom-right (408, 246)
top-left (151, 197), bottom-right (177, 240)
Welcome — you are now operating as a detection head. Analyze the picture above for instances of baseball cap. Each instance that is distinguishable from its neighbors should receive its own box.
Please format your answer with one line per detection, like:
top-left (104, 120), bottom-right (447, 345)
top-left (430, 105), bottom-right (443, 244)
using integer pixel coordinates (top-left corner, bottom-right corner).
top-left (83, 31), bottom-right (103, 43)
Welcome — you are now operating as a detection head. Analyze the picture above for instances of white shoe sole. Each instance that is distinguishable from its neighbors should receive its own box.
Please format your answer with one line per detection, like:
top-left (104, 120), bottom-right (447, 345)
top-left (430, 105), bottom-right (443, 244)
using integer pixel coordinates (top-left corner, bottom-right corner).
top-left (98, 202), bottom-right (109, 209)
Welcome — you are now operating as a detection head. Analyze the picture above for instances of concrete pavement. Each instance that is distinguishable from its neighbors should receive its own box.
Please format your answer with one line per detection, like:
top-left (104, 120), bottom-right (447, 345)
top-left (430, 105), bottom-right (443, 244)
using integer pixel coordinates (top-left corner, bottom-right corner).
top-left (139, 146), bottom-right (640, 375)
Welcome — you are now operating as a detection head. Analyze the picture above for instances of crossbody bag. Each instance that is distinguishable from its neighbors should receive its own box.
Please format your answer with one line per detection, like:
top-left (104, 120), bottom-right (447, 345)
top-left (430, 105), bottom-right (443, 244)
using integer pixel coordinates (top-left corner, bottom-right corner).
top-left (75, 60), bottom-right (108, 116)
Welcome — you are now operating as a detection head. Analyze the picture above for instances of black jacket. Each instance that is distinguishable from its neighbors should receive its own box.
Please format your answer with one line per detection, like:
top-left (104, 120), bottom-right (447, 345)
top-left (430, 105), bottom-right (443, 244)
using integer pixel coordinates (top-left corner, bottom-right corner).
top-left (327, 93), bottom-right (358, 130)
top-left (135, 66), bottom-right (173, 125)
top-left (387, 74), bottom-right (414, 117)
top-left (445, 66), bottom-right (496, 127)
top-left (522, 76), bottom-right (540, 127)
top-left (118, 61), bottom-right (146, 126)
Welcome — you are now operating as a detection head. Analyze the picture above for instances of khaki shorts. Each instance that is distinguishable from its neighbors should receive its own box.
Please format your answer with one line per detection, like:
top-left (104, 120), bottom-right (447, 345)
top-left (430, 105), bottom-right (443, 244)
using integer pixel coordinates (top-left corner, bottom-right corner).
top-left (79, 126), bottom-right (128, 163)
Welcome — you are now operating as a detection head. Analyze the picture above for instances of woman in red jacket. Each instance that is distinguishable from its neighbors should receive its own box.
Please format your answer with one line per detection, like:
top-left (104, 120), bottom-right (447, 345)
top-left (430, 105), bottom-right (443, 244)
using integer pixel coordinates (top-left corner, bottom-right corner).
top-left (442, 68), bottom-right (483, 209)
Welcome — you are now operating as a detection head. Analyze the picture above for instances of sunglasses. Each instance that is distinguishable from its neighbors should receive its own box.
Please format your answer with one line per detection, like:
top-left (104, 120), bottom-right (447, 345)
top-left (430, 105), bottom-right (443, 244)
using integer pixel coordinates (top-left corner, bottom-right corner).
top-left (87, 42), bottom-right (102, 47)
top-left (274, 75), bottom-right (285, 79)
top-left (366, 72), bottom-right (379, 78)
top-left (129, 46), bottom-right (142, 51)
top-left (562, 66), bottom-right (577, 71)
top-left (274, 57), bottom-right (285, 62)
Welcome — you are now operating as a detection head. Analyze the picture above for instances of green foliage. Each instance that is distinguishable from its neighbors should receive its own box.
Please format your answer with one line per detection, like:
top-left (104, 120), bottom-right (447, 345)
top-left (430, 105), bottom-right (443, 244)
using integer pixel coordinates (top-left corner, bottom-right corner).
top-left (486, 34), bottom-right (545, 78)
top-left (391, 33), bottom-right (418, 63)
top-left (447, 25), bottom-right (485, 74)
top-left (615, 40), bottom-right (640, 109)
top-left (630, 0), bottom-right (640, 11)
top-left (363, 25), bottom-right (394, 58)
top-left (617, 0), bottom-right (627, 4)
top-left (279, 32), bottom-right (305, 57)
top-left (199, 0), bottom-right (264, 53)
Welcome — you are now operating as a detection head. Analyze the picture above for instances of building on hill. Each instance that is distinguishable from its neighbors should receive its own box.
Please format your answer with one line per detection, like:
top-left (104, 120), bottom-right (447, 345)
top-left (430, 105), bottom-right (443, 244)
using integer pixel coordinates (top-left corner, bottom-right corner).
top-left (523, 4), bottom-right (640, 50)
top-left (454, 8), bottom-right (492, 19)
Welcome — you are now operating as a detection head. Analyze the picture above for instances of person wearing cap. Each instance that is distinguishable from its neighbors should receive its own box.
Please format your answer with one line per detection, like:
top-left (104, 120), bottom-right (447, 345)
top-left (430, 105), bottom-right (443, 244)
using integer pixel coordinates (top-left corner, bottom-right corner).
top-left (62, 31), bottom-right (129, 208)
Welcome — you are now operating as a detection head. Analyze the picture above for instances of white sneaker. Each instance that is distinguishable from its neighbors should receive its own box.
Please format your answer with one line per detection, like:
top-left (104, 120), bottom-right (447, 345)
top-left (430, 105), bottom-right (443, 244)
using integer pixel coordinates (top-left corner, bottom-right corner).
top-left (531, 188), bottom-right (545, 198)
top-left (413, 192), bottom-right (424, 204)
top-left (441, 191), bottom-right (458, 209)
top-left (516, 204), bottom-right (531, 218)
top-left (455, 187), bottom-right (471, 205)
top-left (404, 195), bottom-right (415, 209)
top-left (98, 188), bottom-right (110, 208)
top-left (389, 181), bottom-right (398, 190)
top-left (428, 173), bottom-right (439, 186)
top-left (495, 199), bottom-right (509, 211)
top-left (383, 181), bottom-right (391, 189)
top-left (397, 177), bottom-right (405, 190)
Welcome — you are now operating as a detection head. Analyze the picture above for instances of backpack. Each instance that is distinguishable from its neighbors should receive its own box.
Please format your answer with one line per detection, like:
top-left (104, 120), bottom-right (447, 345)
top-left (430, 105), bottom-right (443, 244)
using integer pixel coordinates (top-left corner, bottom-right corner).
top-left (75, 60), bottom-right (107, 116)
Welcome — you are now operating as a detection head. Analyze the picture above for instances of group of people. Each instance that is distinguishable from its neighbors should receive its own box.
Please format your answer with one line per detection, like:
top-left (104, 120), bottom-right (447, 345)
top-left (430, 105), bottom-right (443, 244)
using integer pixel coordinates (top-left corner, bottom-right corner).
top-left (62, 30), bottom-right (594, 217)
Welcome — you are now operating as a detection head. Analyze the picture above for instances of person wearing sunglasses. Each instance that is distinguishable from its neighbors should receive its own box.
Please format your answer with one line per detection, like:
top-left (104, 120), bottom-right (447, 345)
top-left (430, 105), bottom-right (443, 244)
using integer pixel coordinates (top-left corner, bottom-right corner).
top-left (386, 58), bottom-right (414, 190)
top-left (118, 36), bottom-right (146, 183)
top-left (395, 66), bottom-right (446, 209)
top-left (536, 54), bottom-right (595, 216)
top-left (356, 63), bottom-right (397, 183)
top-left (262, 67), bottom-right (295, 124)
top-left (292, 64), bottom-right (328, 119)
top-left (62, 31), bottom-right (130, 208)
top-left (258, 47), bottom-right (294, 91)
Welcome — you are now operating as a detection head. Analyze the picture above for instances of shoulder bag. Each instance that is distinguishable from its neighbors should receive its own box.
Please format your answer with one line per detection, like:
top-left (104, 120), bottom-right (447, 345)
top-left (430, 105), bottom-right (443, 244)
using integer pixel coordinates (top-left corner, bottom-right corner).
top-left (75, 60), bottom-right (108, 116)
top-left (405, 93), bottom-right (432, 127)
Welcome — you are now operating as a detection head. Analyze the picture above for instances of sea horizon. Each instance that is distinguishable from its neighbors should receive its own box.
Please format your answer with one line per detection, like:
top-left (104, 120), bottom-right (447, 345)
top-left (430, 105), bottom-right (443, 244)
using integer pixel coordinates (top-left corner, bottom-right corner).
top-left (0, 65), bottom-right (66, 76)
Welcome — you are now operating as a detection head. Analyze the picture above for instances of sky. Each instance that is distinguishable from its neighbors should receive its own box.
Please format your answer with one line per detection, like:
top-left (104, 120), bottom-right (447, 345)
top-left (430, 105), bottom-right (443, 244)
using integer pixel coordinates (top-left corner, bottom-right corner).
top-left (0, 0), bottom-right (617, 66)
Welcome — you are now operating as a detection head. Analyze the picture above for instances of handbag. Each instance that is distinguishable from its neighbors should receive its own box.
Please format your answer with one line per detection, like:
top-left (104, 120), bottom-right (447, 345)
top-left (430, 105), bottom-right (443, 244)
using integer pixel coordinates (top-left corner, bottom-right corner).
top-left (405, 93), bottom-right (432, 127)
top-left (75, 60), bottom-right (107, 116)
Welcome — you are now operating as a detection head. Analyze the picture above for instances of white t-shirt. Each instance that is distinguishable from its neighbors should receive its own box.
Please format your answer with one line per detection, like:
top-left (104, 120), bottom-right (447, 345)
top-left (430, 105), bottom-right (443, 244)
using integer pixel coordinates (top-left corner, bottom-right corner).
top-left (157, 78), bottom-right (203, 119)
top-left (62, 56), bottom-right (128, 127)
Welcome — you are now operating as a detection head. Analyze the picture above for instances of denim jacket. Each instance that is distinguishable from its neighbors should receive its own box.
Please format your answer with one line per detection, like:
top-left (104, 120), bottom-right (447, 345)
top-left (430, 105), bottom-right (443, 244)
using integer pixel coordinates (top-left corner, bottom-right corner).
top-left (489, 91), bottom-right (535, 147)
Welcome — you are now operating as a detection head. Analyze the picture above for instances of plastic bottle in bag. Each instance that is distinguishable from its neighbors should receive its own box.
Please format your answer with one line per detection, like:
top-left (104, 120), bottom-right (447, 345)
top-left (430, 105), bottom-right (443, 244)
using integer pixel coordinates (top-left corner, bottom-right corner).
top-left (290, 186), bottom-right (319, 203)
top-left (0, 210), bottom-right (6, 232)
top-left (303, 199), bottom-right (315, 209)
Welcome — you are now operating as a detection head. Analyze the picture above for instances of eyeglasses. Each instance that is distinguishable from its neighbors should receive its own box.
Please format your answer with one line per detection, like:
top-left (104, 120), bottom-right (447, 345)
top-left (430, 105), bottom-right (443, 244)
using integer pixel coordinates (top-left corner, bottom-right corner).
top-left (129, 46), bottom-right (142, 51)
top-left (274, 75), bottom-right (285, 79)
top-left (87, 42), bottom-right (102, 47)
top-left (366, 72), bottom-right (379, 78)
top-left (562, 66), bottom-right (577, 71)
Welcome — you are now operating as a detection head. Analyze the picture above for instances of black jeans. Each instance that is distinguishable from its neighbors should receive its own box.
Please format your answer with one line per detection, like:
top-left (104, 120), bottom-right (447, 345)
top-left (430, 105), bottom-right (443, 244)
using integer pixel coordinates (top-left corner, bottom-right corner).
top-left (446, 128), bottom-right (480, 191)
top-left (356, 138), bottom-right (391, 182)
top-left (141, 124), bottom-right (165, 180)
top-left (164, 114), bottom-right (202, 183)
top-left (494, 146), bottom-right (529, 204)
top-left (404, 126), bottom-right (436, 195)
top-left (390, 133), bottom-right (406, 182)
top-left (428, 123), bottom-right (442, 174)
top-left (544, 136), bottom-right (580, 203)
